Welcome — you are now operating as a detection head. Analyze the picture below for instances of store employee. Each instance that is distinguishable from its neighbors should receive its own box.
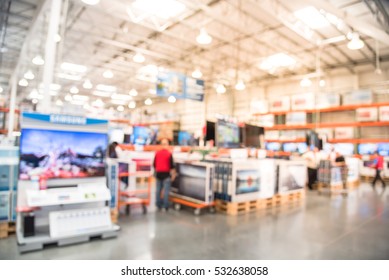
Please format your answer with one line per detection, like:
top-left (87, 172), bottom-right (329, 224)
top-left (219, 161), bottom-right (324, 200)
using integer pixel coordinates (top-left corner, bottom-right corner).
top-left (153, 138), bottom-right (176, 211)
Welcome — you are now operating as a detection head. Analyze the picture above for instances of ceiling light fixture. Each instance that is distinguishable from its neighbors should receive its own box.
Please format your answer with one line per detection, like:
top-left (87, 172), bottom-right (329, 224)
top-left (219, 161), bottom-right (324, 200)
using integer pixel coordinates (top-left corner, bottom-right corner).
top-left (54, 34), bottom-right (61, 43)
top-left (28, 89), bottom-right (43, 99)
top-left (61, 62), bottom-right (87, 73)
top-left (294, 6), bottom-right (330, 29)
top-left (24, 70), bottom-right (35, 80)
top-left (96, 84), bottom-right (116, 92)
top-left (117, 105), bottom-right (124, 112)
top-left (111, 93), bottom-right (132, 100)
top-left (0, 86), bottom-right (3, 93)
top-left (319, 79), bottom-right (326, 87)
top-left (192, 68), bottom-right (203, 79)
top-left (128, 101), bottom-right (136, 109)
top-left (216, 84), bottom-right (226, 94)
top-left (103, 70), bottom-right (114, 79)
top-left (73, 94), bottom-right (89, 101)
top-left (57, 73), bottom-right (82, 81)
top-left (111, 99), bottom-right (127, 105)
top-left (93, 91), bottom-right (112, 97)
top-left (145, 98), bottom-right (152, 105)
top-left (83, 79), bottom-right (93, 89)
top-left (32, 55), bottom-right (44, 65)
top-left (55, 99), bottom-right (64, 106)
top-left (129, 89), bottom-right (138, 96)
top-left (81, 0), bottom-right (100, 5)
top-left (64, 94), bottom-right (72, 101)
top-left (300, 77), bottom-right (312, 87)
top-left (70, 86), bottom-right (79, 94)
top-left (168, 95), bottom-right (176, 103)
top-left (196, 28), bottom-right (212, 45)
top-left (18, 78), bottom-right (28, 87)
top-left (259, 53), bottom-right (296, 71)
top-left (32, 99), bottom-right (38, 104)
top-left (235, 80), bottom-right (246, 91)
top-left (92, 99), bottom-right (105, 107)
top-left (347, 32), bottom-right (364, 50)
top-left (133, 52), bottom-right (145, 63)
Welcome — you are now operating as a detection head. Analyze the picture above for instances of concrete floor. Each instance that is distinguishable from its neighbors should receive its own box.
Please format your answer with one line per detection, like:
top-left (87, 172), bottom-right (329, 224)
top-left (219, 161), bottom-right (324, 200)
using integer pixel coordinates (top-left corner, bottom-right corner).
top-left (1, 183), bottom-right (388, 260)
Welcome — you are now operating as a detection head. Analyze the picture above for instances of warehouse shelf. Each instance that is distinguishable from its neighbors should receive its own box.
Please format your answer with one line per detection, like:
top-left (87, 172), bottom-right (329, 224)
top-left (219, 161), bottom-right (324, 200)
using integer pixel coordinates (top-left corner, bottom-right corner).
top-left (266, 121), bottom-right (389, 130)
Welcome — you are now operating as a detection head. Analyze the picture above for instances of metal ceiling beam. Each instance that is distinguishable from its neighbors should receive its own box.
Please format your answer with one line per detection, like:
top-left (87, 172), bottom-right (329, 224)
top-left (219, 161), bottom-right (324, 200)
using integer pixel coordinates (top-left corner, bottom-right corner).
top-left (310, 0), bottom-right (389, 46)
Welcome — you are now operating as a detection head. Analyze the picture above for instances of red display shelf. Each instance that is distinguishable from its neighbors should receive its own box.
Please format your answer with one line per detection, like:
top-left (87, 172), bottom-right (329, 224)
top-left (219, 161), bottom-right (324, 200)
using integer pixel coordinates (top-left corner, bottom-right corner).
top-left (253, 102), bottom-right (389, 116)
top-left (0, 107), bottom-right (20, 113)
top-left (328, 138), bottom-right (389, 144)
top-left (266, 121), bottom-right (389, 130)
top-left (265, 138), bottom-right (306, 143)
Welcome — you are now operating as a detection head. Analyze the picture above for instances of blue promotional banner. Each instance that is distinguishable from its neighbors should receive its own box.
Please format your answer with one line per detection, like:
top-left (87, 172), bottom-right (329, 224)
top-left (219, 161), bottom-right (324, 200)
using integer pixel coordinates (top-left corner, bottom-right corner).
top-left (156, 71), bottom-right (205, 101)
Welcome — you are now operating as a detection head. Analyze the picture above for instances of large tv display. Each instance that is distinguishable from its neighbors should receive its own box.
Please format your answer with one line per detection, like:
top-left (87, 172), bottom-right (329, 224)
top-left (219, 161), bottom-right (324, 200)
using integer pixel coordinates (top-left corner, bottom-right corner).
top-left (171, 162), bottom-right (214, 204)
top-left (19, 128), bottom-right (107, 180)
top-left (266, 142), bottom-right (281, 151)
top-left (244, 124), bottom-right (263, 148)
top-left (216, 119), bottom-right (240, 148)
top-left (205, 121), bottom-right (215, 142)
top-left (378, 143), bottom-right (389, 156)
top-left (278, 161), bottom-right (306, 194)
top-left (131, 126), bottom-right (158, 145)
top-left (358, 143), bottom-right (377, 155)
top-left (178, 131), bottom-right (191, 146)
top-left (235, 169), bottom-right (260, 194)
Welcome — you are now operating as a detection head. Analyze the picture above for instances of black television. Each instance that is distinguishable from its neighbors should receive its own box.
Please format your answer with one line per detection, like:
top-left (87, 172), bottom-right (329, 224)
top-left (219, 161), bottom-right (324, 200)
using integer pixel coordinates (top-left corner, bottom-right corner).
top-left (205, 121), bottom-right (215, 142)
top-left (19, 128), bottom-right (107, 181)
top-left (244, 124), bottom-right (263, 148)
top-left (216, 119), bottom-right (240, 148)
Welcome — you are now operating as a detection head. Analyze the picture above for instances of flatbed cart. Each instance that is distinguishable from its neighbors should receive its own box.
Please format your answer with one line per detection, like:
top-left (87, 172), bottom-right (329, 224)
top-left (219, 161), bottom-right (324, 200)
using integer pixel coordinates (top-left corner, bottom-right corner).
top-left (169, 195), bottom-right (216, 216)
top-left (118, 171), bottom-right (152, 215)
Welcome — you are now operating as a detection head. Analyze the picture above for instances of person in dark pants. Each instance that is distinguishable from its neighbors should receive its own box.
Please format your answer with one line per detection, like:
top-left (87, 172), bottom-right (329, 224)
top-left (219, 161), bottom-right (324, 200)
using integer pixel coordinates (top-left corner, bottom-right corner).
top-left (302, 146), bottom-right (320, 190)
top-left (371, 151), bottom-right (386, 190)
top-left (153, 138), bottom-right (176, 211)
top-left (334, 152), bottom-right (348, 190)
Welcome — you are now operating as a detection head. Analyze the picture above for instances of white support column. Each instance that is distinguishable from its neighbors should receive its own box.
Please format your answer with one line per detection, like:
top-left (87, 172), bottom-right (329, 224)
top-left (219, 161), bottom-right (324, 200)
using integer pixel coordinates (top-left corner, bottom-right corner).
top-left (7, 76), bottom-right (18, 138)
top-left (39, 0), bottom-right (62, 112)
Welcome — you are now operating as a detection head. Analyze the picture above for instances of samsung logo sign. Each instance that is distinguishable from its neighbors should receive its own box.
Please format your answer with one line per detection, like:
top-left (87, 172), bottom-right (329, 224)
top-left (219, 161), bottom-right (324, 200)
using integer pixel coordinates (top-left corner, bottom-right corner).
top-left (50, 114), bottom-right (86, 125)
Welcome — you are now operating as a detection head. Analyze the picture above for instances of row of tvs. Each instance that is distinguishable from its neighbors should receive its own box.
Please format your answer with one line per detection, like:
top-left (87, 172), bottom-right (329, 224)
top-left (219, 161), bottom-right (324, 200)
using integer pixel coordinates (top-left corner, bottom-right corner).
top-left (205, 120), bottom-right (263, 148)
top-left (265, 142), bottom-right (308, 154)
top-left (358, 143), bottom-right (389, 156)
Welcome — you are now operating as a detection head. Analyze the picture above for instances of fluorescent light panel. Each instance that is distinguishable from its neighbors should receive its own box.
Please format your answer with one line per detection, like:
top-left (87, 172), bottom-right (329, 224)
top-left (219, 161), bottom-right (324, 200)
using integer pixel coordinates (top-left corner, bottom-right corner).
top-left (294, 6), bottom-right (330, 29)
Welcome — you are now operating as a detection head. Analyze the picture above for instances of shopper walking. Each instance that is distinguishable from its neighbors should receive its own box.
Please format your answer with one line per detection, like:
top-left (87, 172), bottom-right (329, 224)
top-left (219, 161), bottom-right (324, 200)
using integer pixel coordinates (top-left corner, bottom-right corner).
top-left (153, 138), bottom-right (176, 211)
top-left (302, 146), bottom-right (321, 190)
top-left (334, 152), bottom-right (348, 190)
top-left (371, 151), bottom-right (386, 190)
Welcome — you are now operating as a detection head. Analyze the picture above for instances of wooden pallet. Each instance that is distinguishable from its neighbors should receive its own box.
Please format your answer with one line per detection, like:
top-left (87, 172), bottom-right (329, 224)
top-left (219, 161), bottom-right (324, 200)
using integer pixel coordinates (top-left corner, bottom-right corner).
top-left (0, 222), bottom-right (16, 239)
top-left (216, 190), bottom-right (306, 216)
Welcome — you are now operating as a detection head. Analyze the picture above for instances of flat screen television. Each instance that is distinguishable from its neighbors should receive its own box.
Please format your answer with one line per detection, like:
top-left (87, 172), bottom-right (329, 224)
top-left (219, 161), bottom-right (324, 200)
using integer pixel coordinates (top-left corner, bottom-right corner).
top-left (178, 131), bottom-right (191, 146)
top-left (244, 124), bottom-right (263, 148)
top-left (334, 143), bottom-right (354, 156)
top-left (131, 126), bottom-right (156, 145)
top-left (19, 128), bottom-right (107, 181)
top-left (216, 119), bottom-right (240, 148)
top-left (378, 143), bottom-right (389, 156)
top-left (358, 143), bottom-right (377, 155)
top-left (283, 143), bottom-right (297, 153)
top-left (266, 142), bottom-right (281, 151)
top-left (205, 121), bottom-right (215, 142)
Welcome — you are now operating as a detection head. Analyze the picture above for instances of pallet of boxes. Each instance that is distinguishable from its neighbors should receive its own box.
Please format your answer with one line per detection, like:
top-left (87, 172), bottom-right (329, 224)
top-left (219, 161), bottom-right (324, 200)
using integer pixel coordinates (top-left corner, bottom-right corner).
top-left (214, 159), bottom-right (307, 216)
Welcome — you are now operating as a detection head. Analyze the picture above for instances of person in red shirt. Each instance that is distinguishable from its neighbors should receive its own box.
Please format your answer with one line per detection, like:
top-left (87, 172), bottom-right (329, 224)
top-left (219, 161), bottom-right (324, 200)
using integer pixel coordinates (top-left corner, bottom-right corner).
top-left (153, 138), bottom-right (176, 211)
top-left (372, 151), bottom-right (386, 190)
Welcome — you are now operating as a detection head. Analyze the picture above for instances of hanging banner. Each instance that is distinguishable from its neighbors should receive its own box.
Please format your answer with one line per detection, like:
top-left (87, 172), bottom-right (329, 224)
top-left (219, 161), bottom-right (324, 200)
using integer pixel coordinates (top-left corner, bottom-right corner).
top-left (343, 89), bottom-right (372, 105)
top-left (315, 93), bottom-right (340, 109)
top-left (356, 107), bottom-right (378, 122)
top-left (379, 106), bottom-right (389, 121)
top-left (269, 96), bottom-right (290, 112)
top-left (291, 93), bottom-right (315, 111)
top-left (156, 72), bottom-right (205, 101)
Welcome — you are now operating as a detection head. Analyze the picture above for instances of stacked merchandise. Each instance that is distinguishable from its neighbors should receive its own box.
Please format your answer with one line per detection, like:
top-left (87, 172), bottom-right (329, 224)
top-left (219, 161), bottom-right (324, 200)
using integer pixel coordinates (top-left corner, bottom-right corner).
top-left (318, 160), bottom-right (342, 186)
top-left (203, 159), bottom-right (233, 201)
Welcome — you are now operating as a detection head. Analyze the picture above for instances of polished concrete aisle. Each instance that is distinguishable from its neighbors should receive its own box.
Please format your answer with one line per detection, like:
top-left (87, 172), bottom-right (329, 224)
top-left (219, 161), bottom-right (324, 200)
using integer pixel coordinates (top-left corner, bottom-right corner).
top-left (1, 183), bottom-right (388, 260)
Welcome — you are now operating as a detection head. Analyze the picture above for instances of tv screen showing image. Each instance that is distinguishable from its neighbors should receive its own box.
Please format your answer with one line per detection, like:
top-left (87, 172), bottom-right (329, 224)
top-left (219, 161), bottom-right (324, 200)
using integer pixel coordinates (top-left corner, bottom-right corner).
top-left (244, 124), bottom-right (263, 148)
top-left (283, 143), bottom-right (297, 153)
top-left (297, 143), bottom-right (308, 154)
top-left (334, 143), bottom-right (354, 156)
top-left (358, 143), bottom-right (377, 155)
top-left (266, 142), bottom-right (281, 151)
top-left (178, 131), bottom-right (191, 146)
top-left (171, 163), bottom-right (208, 202)
top-left (278, 163), bottom-right (306, 193)
top-left (216, 119), bottom-right (240, 148)
top-left (19, 128), bottom-right (107, 180)
top-left (235, 169), bottom-right (260, 194)
top-left (378, 143), bottom-right (389, 156)
top-left (131, 126), bottom-right (158, 145)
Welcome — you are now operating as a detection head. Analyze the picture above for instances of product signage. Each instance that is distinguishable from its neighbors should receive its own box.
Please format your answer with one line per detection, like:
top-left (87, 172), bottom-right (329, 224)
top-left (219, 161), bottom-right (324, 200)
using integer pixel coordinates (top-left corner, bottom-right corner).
top-left (334, 127), bottom-right (354, 139)
top-left (258, 114), bottom-right (274, 127)
top-left (356, 107), bottom-right (378, 122)
top-left (315, 93), bottom-right (340, 109)
top-left (251, 100), bottom-right (268, 114)
top-left (269, 96), bottom-right (290, 112)
top-left (291, 93), bottom-right (315, 111)
top-left (379, 106), bottom-right (389, 121)
top-left (343, 89), bottom-right (372, 105)
top-left (286, 112), bottom-right (307, 125)
top-left (156, 71), bottom-right (205, 102)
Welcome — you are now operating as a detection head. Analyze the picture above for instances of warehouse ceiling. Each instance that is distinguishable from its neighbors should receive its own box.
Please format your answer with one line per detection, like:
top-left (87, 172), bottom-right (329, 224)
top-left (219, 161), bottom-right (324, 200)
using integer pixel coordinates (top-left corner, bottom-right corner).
top-left (1, 0), bottom-right (389, 111)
